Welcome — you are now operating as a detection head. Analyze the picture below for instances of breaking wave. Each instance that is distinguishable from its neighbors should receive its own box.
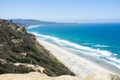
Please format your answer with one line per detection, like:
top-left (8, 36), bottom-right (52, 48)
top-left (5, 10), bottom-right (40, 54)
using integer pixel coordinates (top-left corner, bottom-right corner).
top-left (31, 32), bottom-right (120, 69)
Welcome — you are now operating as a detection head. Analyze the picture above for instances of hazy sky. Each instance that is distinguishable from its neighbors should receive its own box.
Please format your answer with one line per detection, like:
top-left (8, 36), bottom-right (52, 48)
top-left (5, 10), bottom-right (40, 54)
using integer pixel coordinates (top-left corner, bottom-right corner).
top-left (0, 0), bottom-right (120, 22)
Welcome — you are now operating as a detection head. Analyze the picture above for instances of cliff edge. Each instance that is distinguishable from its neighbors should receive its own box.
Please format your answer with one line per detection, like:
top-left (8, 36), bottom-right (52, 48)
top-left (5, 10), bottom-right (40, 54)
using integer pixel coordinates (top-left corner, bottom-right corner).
top-left (0, 72), bottom-right (120, 80)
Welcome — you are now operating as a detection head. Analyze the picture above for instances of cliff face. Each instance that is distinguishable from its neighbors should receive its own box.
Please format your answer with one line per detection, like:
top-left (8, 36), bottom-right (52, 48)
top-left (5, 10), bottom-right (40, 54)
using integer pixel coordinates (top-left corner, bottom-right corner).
top-left (0, 19), bottom-right (74, 76)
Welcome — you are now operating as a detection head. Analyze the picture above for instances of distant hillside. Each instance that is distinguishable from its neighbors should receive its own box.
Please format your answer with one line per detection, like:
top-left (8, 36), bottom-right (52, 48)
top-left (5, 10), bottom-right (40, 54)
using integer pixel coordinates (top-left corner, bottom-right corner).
top-left (0, 19), bottom-right (74, 76)
top-left (9, 19), bottom-right (59, 27)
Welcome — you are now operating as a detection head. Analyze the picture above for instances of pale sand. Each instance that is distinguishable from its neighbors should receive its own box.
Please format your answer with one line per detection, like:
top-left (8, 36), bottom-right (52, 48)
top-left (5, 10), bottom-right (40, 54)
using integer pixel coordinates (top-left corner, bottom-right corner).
top-left (0, 72), bottom-right (81, 80)
top-left (0, 72), bottom-right (120, 80)
top-left (0, 72), bottom-right (119, 80)
top-left (38, 39), bottom-right (120, 77)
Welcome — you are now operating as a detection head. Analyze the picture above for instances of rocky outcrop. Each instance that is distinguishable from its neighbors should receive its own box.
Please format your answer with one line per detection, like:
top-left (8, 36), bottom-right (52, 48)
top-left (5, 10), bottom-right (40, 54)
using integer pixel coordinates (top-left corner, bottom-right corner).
top-left (0, 19), bottom-right (74, 76)
top-left (14, 63), bottom-right (45, 73)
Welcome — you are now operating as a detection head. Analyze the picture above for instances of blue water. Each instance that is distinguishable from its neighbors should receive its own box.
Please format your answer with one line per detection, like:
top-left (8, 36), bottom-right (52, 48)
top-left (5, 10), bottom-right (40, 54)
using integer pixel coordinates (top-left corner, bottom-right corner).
top-left (27, 23), bottom-right (120, 69)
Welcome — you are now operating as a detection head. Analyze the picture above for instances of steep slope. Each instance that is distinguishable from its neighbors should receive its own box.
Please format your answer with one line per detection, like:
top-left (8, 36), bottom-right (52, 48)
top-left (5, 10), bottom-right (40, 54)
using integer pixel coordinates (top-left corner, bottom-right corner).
top-left (0, 19), bottom-right (74, 76)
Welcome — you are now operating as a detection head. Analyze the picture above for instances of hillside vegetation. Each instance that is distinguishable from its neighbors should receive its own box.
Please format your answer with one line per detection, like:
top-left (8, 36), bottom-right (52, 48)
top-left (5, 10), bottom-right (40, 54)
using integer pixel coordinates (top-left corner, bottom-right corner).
top-left (0, 19), bottom-right (74, 76)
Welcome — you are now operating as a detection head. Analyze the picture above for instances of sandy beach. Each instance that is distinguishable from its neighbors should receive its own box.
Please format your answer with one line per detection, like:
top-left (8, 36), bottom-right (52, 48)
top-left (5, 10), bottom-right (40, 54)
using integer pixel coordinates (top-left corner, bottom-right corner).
top-left (38, 39), bottom-right (120, 77)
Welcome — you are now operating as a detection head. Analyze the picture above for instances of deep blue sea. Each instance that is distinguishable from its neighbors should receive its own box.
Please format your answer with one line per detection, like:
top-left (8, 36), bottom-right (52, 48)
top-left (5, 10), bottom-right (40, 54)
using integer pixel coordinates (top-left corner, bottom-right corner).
top-left (27, 23), bottom-right (120, 69)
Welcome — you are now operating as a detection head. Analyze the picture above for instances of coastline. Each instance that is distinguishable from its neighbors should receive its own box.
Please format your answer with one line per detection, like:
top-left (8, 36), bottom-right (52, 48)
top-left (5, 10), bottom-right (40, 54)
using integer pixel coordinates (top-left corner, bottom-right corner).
top-left (27, 25), bottom-right (44, 29)
top-left (37, 39), bottom-right (120, 77)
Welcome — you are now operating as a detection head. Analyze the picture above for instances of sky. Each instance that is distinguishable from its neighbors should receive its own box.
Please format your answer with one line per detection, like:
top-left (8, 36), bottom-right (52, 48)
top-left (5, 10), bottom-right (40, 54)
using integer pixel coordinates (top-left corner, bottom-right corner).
top-left (0, 0), bottom-right (120, 22)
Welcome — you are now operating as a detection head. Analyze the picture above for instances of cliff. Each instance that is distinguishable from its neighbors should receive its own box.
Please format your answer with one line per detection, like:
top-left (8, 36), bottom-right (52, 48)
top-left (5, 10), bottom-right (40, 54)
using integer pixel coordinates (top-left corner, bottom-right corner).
top-left (0, 19), bottom-right (74, 76)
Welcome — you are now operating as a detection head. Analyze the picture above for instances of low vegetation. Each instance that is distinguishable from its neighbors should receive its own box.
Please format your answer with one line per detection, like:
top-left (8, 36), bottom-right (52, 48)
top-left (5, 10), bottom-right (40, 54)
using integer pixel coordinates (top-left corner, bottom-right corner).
top-left (0, 19), bottom-right (74, 76)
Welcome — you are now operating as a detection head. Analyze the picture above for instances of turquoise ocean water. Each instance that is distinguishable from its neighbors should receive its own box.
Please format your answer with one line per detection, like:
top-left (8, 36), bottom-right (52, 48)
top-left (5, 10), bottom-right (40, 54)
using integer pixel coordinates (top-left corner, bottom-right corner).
top-left (27, 23), bottom-right (120, 69)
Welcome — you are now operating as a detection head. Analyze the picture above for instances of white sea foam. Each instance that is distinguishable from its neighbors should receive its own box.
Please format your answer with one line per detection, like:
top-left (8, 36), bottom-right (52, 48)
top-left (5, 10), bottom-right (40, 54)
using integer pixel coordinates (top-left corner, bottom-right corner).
top-left (27, 25), bottom-right (44, 29)
top-left (31, 32), bottom-right (120, 69)
top-left (83, 43), bottom-right (93, 45)
top-left (93, 44), bottom-right (109, 48)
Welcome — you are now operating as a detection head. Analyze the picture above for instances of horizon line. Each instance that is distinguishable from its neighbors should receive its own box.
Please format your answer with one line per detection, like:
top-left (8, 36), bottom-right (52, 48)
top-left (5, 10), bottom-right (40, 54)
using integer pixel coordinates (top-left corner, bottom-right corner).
top-left (1, 18), bottom-right (120, 24)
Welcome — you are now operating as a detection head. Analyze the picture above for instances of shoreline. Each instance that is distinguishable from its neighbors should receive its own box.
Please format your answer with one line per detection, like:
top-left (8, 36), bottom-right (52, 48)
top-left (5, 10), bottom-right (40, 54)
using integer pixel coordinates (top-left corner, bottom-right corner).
top-left (67, 48), bottom-right (120, 75)
top-left (37, 39), bottom-right (120, 77)
top-left (27, 25), bottom-right (44, 29)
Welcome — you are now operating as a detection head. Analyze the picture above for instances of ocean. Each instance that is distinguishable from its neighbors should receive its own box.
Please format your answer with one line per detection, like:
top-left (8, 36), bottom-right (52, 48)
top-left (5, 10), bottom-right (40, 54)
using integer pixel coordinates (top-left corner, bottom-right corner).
top-left (27, 23), bottom-right (120, 69)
